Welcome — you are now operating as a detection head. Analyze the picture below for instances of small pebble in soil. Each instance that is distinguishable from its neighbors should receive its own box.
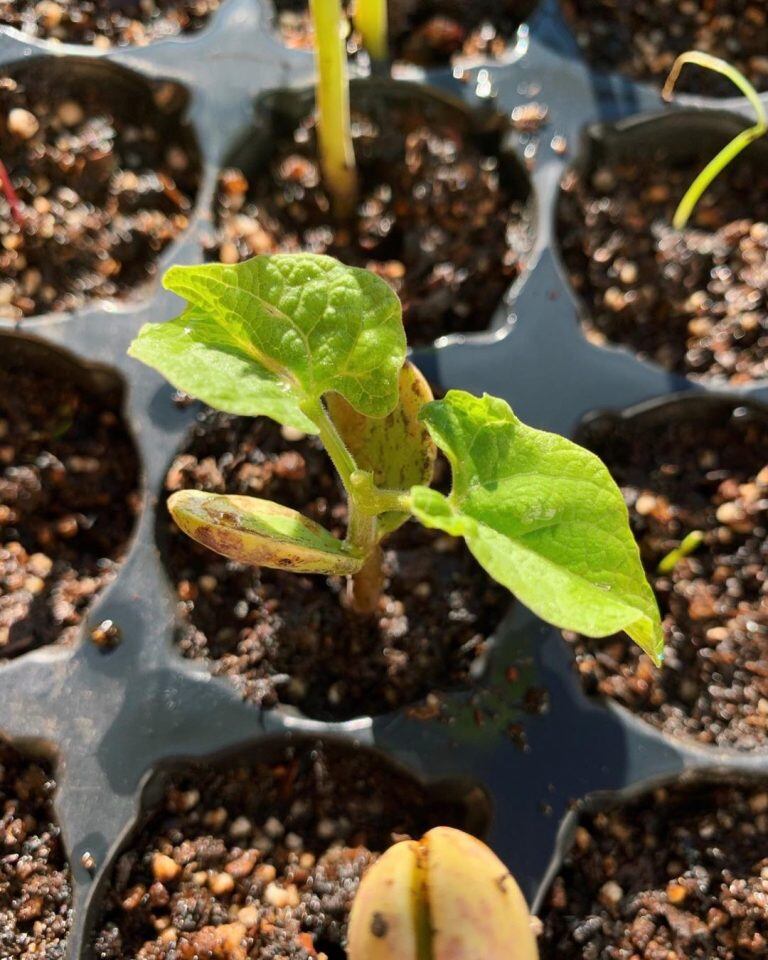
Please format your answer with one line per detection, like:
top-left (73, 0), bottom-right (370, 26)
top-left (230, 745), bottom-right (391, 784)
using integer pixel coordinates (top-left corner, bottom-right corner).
top-left (0, 0), bottom-right (223, 47)
top-left (540, 780), bottom-right (768, 959)
top-left (162, 409), bottom-right (509, 719)
top-left (559, 143), bottom-right (768, 383)
top-left (91, 742), bottom-right (475, 960)
top-left (273, 0), bottom-right (537, 64)
top-left (567, 401), bottom-right (768, 750)
top-left (0, 354), bottom-right (140, 658)
top-left (561, 0), bottom-right (768, 96)
top-left (0, 739), bottom-right (72, 958)
top-left (0, 67), bottom-right (200, 320)
top-left (90, 619), bottom-right (122, 651)
top-left (210, 98), bottom-right (531, 347)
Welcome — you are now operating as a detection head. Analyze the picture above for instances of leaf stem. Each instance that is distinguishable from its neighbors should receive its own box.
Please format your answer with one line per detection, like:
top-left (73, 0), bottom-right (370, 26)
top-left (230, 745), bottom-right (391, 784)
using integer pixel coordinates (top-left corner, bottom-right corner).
top-left (301, 397), bottom-right (413, 614)
top-left (309, 0), bottom-right (359, 219)
top-left (301, 397), bottom-right (378, 556)
top-left (302, 396), bottom-right (358, 488)
top-left (662, 52), bottom-right (767, 229)
top-left (354, 0), bottom-right (389, 61)
top-left (349, 470), bottom-right (412, 514)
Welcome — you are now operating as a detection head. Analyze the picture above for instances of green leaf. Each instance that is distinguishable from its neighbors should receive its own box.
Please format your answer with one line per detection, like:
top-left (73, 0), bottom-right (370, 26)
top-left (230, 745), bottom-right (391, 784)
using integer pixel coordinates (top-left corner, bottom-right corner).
top-left (410, 392), bottom-right (664, 664)
top-left (326, 361), bottom-right (436, 537)
top-left (169, 489), bottom-right (364, 575)
top-left (129, 254), bottom-right (406, 430)
top-left (129, 306), bottom-right (316, 434)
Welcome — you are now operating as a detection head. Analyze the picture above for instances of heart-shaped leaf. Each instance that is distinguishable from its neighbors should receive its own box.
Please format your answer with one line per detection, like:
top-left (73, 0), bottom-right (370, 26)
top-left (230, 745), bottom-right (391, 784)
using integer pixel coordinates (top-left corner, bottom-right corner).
top-left (410, 391), bottom-right (664, 663)
top-left (326, 361), bottom-right (436, 537)
top-left (129, 254), bottom-right (406, 432)
top-left (169, 489), bottom-right (364, 575)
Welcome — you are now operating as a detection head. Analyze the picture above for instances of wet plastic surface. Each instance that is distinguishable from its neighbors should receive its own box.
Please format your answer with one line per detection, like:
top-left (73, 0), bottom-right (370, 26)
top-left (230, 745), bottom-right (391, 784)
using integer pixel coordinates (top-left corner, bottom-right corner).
top-left (2, 1), bottom-right (768, 956)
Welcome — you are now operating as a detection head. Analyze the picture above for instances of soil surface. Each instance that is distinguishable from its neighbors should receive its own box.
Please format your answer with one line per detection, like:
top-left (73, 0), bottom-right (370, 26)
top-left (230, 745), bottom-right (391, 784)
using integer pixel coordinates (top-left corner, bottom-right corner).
top-left (162, 409), bottom-right (509, 719)
top-left (0, 67), bottom-right (200, 320)
top-left (540, 780), bottom-right (768, 959)
top-left (274, 0), bottom-right (536, 65)
top-left (0, 355), bottom-right (140, 659)
top-left (0, 739), bottom-right (72, 958)
top-left (0, 0), bottom-right (222, 47)
top-left (566, 402), bottom-right (768, 750)
top-left (559, 146), bottom-right (768, 384)
top-left (561, 0), bottom-right (768, 97)
top-left (92, 742), bottom-right (474, 960)
top-left (210, 96), bottom-right (531, 347)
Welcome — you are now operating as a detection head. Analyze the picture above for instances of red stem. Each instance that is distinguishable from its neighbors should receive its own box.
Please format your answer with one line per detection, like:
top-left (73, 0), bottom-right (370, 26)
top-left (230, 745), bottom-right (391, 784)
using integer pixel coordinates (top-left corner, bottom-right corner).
top-left (0, 158), bottom-right (24, 227)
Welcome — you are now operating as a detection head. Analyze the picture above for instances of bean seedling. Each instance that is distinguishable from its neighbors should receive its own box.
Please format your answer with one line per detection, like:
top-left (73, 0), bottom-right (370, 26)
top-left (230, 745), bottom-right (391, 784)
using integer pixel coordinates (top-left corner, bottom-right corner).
top-left (129, 252), bottom-right (663, 663)
top-left (663, 52), bottom-right (767, 229)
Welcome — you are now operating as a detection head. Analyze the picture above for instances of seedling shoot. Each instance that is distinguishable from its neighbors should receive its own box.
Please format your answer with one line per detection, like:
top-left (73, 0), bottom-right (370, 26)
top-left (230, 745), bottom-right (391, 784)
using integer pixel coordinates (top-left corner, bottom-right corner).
top-left (663, 51), bottom-right (767, 230)
top-left (129, 252), bottom-right (663, 664)
top-left (310, 0), bottom-right (358, 217)
top-left (657, 529), bottom-right (704, 574)
top-left (355, 0), bottom-right (389, 61)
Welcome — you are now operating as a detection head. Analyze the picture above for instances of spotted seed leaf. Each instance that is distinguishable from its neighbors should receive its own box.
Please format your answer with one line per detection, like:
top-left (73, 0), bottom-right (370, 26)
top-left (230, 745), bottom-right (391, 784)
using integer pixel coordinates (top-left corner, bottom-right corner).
top-left (128, 254), bottom-right (406, 431)
top-left (410, 391), bottom-right (664, 663)
top-left (326, 361), bottom-right (437, 537)
top-left (169, 489), bottom-right (364, 575)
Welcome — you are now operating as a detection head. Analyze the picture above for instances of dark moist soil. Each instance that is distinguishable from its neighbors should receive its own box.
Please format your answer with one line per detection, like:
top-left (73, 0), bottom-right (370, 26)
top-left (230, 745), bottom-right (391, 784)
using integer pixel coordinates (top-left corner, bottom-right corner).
top-left (561, 0), bottom-right (768, 97)
top-left (566, 403), bottom-right (768, 750)
top-left (210, 99), bottom-right (531, 347)
top-left (274, 0), bottom-right (536, 65)
top-left (540, 780), bottom-right (768, 959)
top-left (0, 0), bottom-right (222, 47)
top-left (0, 359), bottom-right (140, 659)
top-left (0, 739), bottom-right (72, 959)
top-left (0, 68), bottom-right (200, 320)
top-left (162, 409), bottom-right (509, 720)
top-left (558, 146), bottom-right (768, 384)
top-left (92, 742), bottom-right (473, 960)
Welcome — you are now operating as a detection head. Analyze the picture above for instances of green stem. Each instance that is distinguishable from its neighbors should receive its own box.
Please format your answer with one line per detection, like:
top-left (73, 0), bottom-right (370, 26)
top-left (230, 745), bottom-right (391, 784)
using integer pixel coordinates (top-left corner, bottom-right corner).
top-left (302, 396), bottom-right (358, 489)
top-left (349, 470), bottom-right (412, 515)
top-left (355, 0), bottom-right (388, 61)
top-left (300, 398), bottom-right (413, 614)
top-left (663, 52), bottom-right (767, 229)
top-left (309, 0), bottom-right (359, 219)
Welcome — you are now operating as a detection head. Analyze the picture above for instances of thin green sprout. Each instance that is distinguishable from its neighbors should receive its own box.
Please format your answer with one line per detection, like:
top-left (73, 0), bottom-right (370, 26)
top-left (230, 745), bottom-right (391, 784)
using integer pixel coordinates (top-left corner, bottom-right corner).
top-left (657, 529), bottom-right (704, 574)
top-left (663, 52), bottom-right (767, 230)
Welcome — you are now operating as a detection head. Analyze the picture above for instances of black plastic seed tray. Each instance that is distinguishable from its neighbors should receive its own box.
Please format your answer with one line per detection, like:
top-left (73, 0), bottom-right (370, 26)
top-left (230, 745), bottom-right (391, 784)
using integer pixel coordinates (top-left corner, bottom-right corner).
top-left (2, 0), bottom-right (768, 956)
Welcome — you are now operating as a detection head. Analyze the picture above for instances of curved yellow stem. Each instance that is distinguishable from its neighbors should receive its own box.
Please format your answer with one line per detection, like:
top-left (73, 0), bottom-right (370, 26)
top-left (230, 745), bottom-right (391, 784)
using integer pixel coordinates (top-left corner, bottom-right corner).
top-left (663, 52), bottom-right (767, 230)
